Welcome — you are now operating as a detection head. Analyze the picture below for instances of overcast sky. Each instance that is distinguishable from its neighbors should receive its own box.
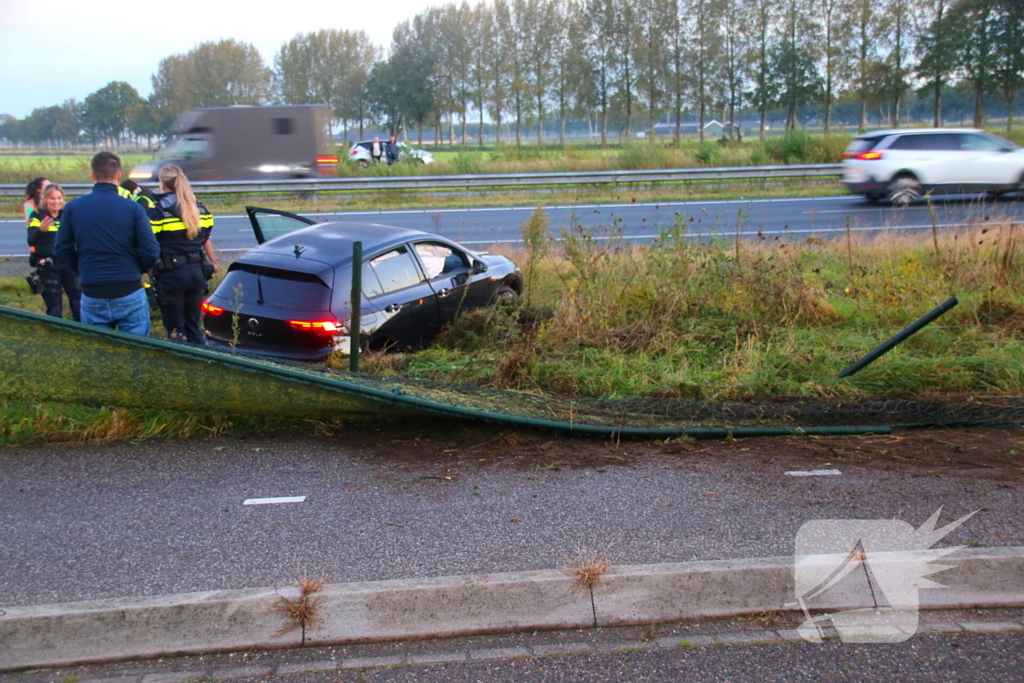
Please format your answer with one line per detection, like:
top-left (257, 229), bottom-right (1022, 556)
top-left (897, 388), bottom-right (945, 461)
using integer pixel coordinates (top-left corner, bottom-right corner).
top-left (0, 0), bottom-right (436, 119)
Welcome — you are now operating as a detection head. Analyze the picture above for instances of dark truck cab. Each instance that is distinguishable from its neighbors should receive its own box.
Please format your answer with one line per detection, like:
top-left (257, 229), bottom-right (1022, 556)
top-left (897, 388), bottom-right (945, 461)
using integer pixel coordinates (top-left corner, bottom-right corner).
top-left (129, 105), bottom-right (337, 183)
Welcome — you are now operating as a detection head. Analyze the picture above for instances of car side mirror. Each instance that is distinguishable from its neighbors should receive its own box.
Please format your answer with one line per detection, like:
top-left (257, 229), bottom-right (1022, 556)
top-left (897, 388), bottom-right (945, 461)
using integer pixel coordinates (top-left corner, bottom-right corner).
top-left (472, 259), bottom-right (487, 274)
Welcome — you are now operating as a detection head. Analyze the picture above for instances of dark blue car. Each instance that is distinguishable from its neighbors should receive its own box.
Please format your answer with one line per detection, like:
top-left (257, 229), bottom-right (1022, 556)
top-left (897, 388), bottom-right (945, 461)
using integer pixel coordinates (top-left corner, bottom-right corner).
top-left (203, 208), bottom-right (522, 360)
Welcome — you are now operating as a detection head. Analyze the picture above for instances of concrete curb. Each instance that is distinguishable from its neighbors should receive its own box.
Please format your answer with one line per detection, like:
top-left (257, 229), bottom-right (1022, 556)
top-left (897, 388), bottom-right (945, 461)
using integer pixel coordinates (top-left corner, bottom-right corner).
top-left (2, 547), bottom-right (1022, 671)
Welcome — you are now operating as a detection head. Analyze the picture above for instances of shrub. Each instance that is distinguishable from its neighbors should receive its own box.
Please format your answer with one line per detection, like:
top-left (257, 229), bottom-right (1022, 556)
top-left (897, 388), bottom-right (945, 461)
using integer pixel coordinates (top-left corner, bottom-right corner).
top-left (694, 141), bottom-right (722, 166)
top-left (617, 142), bottom-right (672, 170)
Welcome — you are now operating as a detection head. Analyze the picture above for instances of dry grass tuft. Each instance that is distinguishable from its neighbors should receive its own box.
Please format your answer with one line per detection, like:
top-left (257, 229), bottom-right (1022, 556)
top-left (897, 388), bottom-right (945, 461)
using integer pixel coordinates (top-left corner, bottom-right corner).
top-left (562, 543), bottom-right (613, 591)
top-left (271, 570), bottom-right (326, 640)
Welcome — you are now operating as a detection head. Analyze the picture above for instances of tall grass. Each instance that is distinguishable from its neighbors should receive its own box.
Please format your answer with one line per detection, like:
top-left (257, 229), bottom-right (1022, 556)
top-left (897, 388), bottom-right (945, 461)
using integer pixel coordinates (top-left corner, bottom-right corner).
top-left (369, 214), bottom-right (1024, 400)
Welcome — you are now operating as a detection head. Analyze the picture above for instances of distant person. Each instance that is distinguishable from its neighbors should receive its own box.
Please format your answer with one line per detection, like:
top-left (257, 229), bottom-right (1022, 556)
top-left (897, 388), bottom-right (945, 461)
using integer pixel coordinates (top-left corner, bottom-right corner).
top-left (386, 135), bottom-right (399, 165)
top-left (23, 177), bottom-right (49, 225)
top-left (371, 136), bottom-right (383, 164)
top-left (148, 165), bottom-right (217, 344)
top-left (55, 152), bottom-right (160, 336)
top-left (120, 179), bottom-right (157, 209)
top-left (26, 183), bottom-right (81, 321)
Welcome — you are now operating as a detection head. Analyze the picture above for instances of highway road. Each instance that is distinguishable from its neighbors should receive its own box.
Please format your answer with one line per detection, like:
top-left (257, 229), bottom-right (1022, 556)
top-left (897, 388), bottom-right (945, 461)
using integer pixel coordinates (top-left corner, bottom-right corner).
top-left (2, 429), bottom-right (1020, 608)
top-left (2, 193), bottom-right (1022, 260)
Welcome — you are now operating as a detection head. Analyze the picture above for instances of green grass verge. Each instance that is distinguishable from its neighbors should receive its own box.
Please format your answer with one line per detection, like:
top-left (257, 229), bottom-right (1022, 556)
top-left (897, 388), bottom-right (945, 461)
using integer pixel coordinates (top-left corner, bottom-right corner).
top-left (352, 212), bottom-right (1024, 401)
top-left (0, 399), bottom-right (360, 446)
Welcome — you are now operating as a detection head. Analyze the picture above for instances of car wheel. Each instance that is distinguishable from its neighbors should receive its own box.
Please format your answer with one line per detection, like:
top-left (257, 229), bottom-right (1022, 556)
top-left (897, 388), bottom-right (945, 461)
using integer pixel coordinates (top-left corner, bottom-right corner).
top-left (863, 194), bottom-right (882, 203)
top-left (888, 175), bottom-right (921, 205)
top-left (358, 160), bottom-right (368, 169)
top-left (491, 285), bottom-right (518, 307)
top-left (1017, 173), bottom-right (1024, 196)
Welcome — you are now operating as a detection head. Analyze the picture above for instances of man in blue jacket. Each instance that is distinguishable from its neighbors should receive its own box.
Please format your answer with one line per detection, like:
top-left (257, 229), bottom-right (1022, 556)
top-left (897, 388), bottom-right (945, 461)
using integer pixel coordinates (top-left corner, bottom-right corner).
top-left (55, 152), bottom-right (160, 336)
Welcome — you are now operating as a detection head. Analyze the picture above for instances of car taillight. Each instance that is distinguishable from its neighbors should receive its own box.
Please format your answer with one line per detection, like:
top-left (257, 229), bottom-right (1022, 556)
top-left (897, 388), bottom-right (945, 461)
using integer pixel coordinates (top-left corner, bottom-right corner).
top-left (317, 155), bottom-right (339, 164)
top-left (201, 301), bottom-right (224, 315)
top-left (855, 151), bottom-right (883, 160)
top-left (350, 150), bottom-right (359, 155)
top-left (289, 319), bottom-right (344, 334)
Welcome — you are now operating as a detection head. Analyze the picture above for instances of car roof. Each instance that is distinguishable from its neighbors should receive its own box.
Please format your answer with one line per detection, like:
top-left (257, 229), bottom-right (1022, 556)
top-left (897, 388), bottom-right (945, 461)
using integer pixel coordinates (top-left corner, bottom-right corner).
top-left (857, 128), bottom-right (983, 139)
top-left (239, 221), bottom-right (461, 269)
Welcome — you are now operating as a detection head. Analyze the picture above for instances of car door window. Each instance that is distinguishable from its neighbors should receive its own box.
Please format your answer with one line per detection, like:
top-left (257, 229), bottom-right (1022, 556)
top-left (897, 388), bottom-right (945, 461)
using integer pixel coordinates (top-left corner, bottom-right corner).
top-left (959, 134), bottom-right (1003, 152)
top-left (365, 247), bottom-right (424, 295)
top-left (919, 134), bottom-right (960, 151)
top-left (414, 242), bottom-right (468, 280)
top-left (245, 207), bottom-right (316, 244)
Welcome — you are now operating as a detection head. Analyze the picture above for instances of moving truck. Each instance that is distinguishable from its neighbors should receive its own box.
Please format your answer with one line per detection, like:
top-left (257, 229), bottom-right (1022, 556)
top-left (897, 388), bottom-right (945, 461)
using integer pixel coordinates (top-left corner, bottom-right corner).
top-left (129, 105), bottom-right (337, 183)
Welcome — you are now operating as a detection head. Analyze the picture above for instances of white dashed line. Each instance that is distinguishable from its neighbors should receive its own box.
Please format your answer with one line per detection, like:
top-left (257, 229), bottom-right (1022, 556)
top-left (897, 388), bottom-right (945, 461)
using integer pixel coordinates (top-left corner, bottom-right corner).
top-left (243, 496), bottom-right (307, 505)
top-left (785, 470), bottom-right (842, 477)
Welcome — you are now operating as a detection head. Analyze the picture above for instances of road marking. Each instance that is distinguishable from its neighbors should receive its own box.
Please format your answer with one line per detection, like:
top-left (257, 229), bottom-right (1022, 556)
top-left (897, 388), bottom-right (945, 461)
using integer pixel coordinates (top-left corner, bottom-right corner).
top-left (243, 496), bottom-right (307, 505)
top-left (785, 470), bottom-right (841, 477)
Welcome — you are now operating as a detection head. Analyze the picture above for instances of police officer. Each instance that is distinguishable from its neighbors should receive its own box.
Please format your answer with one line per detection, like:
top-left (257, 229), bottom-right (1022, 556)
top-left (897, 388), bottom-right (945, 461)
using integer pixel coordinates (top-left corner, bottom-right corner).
top-left (27, 183), bottom-right (81, 321)
top-left (120, 179), bottom-right (157, 209)
top-left (148, 165), bottom-right (217, 344)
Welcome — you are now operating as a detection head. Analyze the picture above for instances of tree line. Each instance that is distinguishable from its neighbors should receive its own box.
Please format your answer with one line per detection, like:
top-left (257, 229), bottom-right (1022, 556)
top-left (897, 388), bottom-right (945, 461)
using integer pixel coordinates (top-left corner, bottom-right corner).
top-left (2, 0), bottom-right (1023, 150)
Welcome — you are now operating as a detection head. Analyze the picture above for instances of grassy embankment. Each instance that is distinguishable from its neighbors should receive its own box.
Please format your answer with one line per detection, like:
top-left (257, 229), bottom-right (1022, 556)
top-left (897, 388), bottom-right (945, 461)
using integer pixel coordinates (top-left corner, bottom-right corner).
top-left (349, 208), bottom-right (1023, 399)
top-left (2, 202), bottom-right (1021, 445)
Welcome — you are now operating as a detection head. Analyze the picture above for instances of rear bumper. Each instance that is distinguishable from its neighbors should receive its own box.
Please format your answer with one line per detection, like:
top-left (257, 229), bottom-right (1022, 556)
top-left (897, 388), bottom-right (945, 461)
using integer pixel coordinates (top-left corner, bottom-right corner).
top-left (843, 176), bottom-right (885, 197)
top-left (205, 334), bottom-right (349, 362)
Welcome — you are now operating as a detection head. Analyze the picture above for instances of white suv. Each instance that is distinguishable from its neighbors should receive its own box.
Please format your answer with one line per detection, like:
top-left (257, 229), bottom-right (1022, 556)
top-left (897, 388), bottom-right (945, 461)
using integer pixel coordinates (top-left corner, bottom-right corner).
top-left (842, 128), bottom-right (1024, 204)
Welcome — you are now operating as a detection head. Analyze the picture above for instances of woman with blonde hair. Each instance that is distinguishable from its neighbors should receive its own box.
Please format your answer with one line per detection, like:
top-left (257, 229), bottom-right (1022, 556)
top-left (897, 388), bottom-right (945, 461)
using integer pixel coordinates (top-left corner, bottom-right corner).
top-left (147, 165), bottom-right (217, 343)
top-left (27, 183), bottom-right (81, 321)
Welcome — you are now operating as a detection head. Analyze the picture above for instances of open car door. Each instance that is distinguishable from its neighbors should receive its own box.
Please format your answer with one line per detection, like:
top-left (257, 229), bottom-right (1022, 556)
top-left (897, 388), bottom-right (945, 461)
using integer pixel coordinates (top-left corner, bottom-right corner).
top-left (245, 206), bottom-right (317, 245)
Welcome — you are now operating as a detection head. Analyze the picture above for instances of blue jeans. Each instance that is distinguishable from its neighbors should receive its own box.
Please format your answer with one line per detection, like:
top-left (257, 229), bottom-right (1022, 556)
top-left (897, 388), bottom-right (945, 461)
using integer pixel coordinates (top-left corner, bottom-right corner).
top-left (81, 288), bottom-right (151, 336)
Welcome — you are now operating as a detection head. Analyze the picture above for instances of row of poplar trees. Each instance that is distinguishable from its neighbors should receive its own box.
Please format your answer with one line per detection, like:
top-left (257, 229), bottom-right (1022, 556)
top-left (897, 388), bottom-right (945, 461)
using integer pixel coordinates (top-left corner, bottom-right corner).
top-left (3, 0), bottom-right (1022, 149)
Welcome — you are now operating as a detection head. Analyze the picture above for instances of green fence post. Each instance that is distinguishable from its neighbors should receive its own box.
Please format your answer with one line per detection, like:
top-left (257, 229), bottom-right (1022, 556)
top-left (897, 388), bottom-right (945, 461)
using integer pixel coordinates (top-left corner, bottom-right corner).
top-left (837, 296), bottom-right (958, 379)
top-left (349, 241), bottom-right (362, 373)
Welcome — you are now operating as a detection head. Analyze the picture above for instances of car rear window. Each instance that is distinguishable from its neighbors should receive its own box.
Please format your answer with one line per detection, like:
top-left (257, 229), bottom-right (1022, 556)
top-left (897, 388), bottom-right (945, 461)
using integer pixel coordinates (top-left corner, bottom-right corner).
top-left (888, 135), bottom-right (926, 150)
top-left (219, 265), bottom-right (333, 311)
top-left (843, 136), bottom-right (886, 156)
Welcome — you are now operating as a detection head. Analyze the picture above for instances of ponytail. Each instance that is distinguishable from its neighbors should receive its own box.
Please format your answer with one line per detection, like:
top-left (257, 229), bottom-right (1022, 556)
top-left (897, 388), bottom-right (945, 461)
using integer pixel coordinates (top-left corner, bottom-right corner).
top-left (158, 165), bottom-right (201, 239)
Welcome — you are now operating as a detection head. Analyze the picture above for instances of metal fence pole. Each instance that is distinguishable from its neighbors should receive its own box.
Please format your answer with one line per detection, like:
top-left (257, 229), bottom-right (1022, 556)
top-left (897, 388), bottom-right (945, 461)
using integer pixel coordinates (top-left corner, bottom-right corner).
top-left (349, 241), bottom-right (362, 373)
top-left (837, 297), bottom-right (958, 379)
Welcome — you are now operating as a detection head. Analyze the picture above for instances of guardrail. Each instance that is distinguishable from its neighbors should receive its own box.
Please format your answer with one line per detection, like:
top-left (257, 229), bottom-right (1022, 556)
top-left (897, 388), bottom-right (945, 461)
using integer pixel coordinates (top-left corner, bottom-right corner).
top-left (0, 164), bottom-right (843, 198)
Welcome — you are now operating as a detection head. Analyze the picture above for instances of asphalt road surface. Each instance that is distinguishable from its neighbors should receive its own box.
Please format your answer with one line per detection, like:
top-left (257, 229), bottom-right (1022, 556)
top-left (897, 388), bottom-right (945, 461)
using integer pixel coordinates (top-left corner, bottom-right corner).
top-left (2, 193), bottom-right (1023, 260)
top-left (2, 429), bottom-right (1020, 609)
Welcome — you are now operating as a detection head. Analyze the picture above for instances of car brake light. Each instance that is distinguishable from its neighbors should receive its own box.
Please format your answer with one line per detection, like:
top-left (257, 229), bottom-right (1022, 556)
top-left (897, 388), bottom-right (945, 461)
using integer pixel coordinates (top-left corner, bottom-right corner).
top-left (289, 319), bottom-right (344, 334)
top-left (855, 151), bottom-right (883, 160)
top-left (201, 301), bottom-right (224, 315)
top-left (350, 150), bottom-right (359, 155)
top-left (317, 155), bottom-right (339, 164)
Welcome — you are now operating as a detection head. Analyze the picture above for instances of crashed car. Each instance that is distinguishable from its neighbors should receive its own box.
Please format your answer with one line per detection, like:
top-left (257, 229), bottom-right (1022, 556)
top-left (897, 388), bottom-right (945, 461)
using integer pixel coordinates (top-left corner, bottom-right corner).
top-left (347, 140), bottom-right (434, 167)
top-left (202, 208), bottom-right (522, 360)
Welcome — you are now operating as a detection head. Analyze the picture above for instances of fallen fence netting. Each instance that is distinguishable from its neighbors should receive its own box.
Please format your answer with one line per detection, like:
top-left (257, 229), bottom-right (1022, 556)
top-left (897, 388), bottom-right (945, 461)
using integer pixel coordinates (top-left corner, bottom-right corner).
top-left (2, 304), bottom-right (1022, 437)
